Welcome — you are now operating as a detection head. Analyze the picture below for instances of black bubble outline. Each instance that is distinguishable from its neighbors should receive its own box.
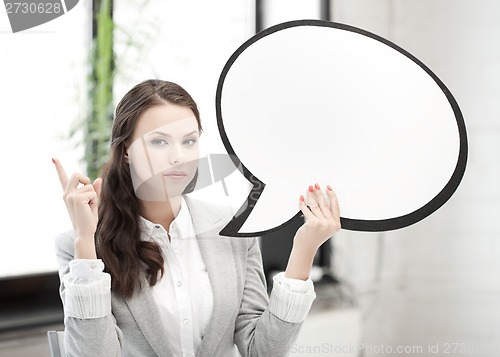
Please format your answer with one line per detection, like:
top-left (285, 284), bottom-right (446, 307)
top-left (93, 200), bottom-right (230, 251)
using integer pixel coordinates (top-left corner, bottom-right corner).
top-left (216, 19), bottom-right (468, 236)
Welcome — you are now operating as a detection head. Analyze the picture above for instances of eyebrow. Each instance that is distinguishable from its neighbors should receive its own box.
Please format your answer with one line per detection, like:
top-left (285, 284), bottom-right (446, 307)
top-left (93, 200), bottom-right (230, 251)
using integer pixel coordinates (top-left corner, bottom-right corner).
top-left (146, 130), bottom-right (199, 138)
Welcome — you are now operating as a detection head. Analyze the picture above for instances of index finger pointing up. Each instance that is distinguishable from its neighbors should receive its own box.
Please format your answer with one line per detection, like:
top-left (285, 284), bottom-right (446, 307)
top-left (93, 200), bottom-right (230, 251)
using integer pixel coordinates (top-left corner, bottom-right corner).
top-left (52, 158), bottom-right (69, 191)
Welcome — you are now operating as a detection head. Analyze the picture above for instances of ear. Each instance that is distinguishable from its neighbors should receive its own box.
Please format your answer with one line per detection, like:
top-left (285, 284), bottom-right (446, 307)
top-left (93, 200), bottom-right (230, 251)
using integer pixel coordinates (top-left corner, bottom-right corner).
top-left (124, 150), bottom-right (130, 163)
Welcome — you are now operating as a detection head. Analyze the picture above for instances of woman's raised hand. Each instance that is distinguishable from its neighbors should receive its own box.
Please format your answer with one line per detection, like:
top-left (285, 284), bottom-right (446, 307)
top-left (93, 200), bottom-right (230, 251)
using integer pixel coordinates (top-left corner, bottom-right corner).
top-left (53, 158), bottom-right (102, 259)
top-left (294, 183), bottom-right (341, 254)
top-left (284, 183), bottom-right (340, 280)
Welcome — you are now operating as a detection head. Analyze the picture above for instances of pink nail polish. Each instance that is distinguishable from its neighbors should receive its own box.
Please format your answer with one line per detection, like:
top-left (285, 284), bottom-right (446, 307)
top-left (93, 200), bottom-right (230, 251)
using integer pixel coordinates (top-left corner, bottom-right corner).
top-left (327, 185), bottom-right (332, 191)
top-left (314, 183), bottom-right (320, 190)
top-left (308, 185), bottom-right (313, 192)
top-left (51, 158), bottom-right (55, 164)
top-left (300, 195), bottom-right (304, 202)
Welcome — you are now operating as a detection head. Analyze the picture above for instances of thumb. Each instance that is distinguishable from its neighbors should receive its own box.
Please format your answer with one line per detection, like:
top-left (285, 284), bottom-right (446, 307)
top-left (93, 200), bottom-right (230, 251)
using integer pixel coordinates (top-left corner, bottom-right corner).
top-left (93, 177), bottom-right (103, 199)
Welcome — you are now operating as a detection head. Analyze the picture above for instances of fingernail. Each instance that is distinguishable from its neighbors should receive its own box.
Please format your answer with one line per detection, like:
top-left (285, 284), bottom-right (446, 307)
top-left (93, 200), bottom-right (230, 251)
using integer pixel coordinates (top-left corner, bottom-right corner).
top-left (300, 195), bottom-right (305, 202)
top-left (327, 185), bottom-right (332, 191)
top-left (314, 183), bottom-right (320, 190)
top-left (308, 185), bottom-right (313, 192)
top-left (51, 158), bottom-right (55, 164)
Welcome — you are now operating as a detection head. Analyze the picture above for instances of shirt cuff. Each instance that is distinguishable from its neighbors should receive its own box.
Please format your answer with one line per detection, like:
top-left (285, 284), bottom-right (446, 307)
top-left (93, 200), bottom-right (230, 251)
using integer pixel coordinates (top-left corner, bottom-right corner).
top-left (268, 272), bottom-right (316, 323)
top-left (63, 259), bottom-right (112, 319)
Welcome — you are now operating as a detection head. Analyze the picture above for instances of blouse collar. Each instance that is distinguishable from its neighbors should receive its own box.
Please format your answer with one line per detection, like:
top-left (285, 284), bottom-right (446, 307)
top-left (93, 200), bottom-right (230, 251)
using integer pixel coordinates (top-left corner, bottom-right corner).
top-left (138, 196), bottom-right (193, 239)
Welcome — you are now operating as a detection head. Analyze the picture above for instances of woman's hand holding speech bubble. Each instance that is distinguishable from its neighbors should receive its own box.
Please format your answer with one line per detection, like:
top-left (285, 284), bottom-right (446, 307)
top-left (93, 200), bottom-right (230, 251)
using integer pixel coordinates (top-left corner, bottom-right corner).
top-left (297, 184), bottom-right (340, 251)
top-left (53, 158), bottom-right (102, 259)
top-left (285, 183), bottom-right (340, 281)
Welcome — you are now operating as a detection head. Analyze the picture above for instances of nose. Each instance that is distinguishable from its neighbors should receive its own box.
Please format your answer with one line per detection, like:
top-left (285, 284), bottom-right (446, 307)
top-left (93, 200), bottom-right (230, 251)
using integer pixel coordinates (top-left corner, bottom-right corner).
top-left (168, 143), bottom-right (185, 165)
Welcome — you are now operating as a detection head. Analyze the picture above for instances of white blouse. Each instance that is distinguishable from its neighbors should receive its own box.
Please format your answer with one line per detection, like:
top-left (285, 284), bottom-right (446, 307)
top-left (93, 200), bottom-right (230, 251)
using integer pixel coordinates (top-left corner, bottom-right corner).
top-left (140, 198), bottom-right (213, 357)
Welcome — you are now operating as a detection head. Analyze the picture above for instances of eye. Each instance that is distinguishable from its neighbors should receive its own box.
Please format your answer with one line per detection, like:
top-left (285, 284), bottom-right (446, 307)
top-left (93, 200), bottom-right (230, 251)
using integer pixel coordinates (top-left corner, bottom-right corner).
top-left (151, 138), bottom-right (168, 146)
top-left (183, 138), bottom-right (197, 146)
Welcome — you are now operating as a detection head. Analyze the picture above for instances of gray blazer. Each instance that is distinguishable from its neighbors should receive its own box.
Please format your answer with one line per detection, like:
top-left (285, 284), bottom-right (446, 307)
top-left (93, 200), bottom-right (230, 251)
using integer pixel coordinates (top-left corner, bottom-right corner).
top-left (55, 196), bottom-right (305, 357)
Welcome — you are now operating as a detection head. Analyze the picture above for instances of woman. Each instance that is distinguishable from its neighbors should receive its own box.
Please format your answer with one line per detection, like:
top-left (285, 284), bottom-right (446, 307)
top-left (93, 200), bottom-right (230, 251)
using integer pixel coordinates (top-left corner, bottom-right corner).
top-left (53, 79), bottom-right (340, 357)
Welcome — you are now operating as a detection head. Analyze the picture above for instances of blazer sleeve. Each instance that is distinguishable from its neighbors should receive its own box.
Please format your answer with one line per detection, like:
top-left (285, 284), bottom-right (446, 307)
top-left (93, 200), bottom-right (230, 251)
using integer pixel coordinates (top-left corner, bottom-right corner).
top-left (233, 237), bottom-right (316, 357)
top-left (55, 231), bottom-right (123, 357)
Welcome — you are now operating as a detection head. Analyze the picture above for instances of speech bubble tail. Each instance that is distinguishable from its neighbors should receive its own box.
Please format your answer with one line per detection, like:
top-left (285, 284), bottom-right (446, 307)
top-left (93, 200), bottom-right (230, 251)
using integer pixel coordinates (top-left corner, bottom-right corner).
top-left (219, 181), bottom-right (303, 237)
top-left (218, 176), bottom-right (263, 237)
top-left (219, 209), bottom-right (305, 237)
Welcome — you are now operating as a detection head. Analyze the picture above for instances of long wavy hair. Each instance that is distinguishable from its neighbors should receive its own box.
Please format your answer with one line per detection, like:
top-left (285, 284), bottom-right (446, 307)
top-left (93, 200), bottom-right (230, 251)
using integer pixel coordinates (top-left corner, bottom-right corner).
top-left (95, 79), bottom-right (202, 298)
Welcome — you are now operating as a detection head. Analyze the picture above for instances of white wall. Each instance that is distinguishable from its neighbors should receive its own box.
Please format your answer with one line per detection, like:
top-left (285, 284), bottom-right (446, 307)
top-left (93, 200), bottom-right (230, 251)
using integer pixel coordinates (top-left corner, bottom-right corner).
top-left (330, 1), bottom-right (500, 355)
top-left (0, 0), bottom-right (89, 277)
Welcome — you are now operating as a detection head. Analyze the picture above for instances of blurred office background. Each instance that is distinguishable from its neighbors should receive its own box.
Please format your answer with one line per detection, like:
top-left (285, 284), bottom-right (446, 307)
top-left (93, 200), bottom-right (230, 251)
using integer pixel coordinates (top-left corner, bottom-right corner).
top-left (0, 0), bottom-right (498, 356)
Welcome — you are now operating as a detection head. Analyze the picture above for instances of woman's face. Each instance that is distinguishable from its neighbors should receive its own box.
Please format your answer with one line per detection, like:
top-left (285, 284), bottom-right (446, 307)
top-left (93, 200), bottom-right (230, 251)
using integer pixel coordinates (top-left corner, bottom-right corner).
top-left (126, 103), bottom-right (200, 201)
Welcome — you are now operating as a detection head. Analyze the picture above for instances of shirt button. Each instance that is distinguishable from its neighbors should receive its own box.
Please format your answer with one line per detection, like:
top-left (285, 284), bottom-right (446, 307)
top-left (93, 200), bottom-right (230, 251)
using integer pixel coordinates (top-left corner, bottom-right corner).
top-left (154, 225), bottom-right (160, 229)
top-left (176, 280), bottom-right (183, 287)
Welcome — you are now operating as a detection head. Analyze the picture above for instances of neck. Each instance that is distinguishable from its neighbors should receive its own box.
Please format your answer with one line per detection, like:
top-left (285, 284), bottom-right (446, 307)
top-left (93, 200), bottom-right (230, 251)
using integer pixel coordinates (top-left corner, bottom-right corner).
top-left (140, 195), bottom-right (183, 230)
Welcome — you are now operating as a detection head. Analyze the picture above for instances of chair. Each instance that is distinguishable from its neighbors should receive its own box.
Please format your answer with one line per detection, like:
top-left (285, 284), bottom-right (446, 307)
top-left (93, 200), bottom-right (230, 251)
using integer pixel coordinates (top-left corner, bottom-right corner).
top-left (47, 330), bottom-right (66, 357)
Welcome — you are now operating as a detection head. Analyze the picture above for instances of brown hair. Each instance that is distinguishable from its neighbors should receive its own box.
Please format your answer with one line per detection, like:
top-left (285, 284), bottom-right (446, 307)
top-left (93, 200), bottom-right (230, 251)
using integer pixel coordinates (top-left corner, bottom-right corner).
top-left (96, 79), bottom-right (202, 298)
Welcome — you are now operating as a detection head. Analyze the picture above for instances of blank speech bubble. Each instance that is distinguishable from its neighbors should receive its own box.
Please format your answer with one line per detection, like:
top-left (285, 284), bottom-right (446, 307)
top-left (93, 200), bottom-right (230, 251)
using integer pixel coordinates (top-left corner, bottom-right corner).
top-left (217, 20), bottom-right (468, 236)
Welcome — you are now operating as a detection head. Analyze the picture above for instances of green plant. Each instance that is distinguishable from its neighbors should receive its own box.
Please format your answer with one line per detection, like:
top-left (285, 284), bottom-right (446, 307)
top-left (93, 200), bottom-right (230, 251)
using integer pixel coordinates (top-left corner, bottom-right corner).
top-left (71, 0), bottom-right (157, 178)
top-left (86, 0), bottom-right (115, 179)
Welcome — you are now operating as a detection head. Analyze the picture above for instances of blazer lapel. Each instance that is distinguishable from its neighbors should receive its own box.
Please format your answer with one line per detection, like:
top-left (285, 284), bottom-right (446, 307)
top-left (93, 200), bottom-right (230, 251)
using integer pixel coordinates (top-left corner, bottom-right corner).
top-left (186, 197), bottom-right (238, 356)
top-left (124, 285), bottom-right (175, 357)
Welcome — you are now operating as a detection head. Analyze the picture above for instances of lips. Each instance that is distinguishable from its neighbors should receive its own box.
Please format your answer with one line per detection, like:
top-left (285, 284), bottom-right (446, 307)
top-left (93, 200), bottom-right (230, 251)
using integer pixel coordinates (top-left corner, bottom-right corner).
top-left (163, 171), bottom-right (187, 177)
